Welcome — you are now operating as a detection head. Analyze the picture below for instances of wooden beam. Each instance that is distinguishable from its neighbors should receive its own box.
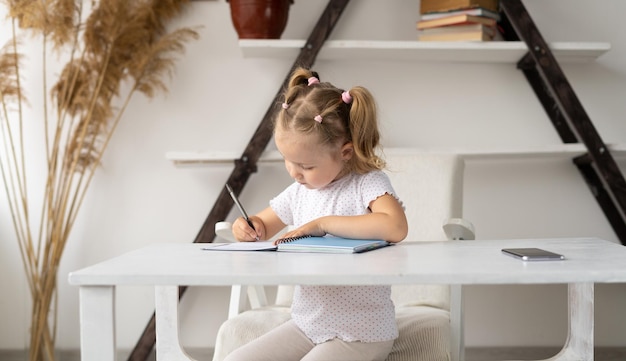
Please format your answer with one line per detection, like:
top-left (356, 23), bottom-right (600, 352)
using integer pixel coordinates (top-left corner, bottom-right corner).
top-left (501, 0), bottom-right (626, 244)
top-left (518, 57), bottom-right (626, 242)
top-left (517, 55), bottom-right (578, 144)
top-left (126, 1), bottom-right (351, 359)
top-left (574, 158), bottom-right (626, 241)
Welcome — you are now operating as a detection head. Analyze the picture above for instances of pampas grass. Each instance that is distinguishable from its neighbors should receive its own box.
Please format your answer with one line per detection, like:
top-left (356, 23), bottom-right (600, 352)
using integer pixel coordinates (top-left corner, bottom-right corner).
top-left (0, 1), bottom-right (198, 360)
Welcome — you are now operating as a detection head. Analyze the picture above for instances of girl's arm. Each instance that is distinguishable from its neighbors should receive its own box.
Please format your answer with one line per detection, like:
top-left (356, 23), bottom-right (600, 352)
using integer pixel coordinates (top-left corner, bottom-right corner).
top-left (232, 206), bottom-right (287, 242)
top-left (278, 193), bottom-right (408, 243)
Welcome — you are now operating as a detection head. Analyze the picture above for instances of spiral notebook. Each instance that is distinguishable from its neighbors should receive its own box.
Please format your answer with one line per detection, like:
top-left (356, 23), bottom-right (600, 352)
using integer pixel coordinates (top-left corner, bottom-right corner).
top-left (202, 235), bottom-right (390, 254)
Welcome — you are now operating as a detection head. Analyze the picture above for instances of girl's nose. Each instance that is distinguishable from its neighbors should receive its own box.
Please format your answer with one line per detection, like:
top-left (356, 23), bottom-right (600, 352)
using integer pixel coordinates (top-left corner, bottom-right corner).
top-left (285, 162), bottom-right (299, 180)
top-left (289, 168), bottom-right (302, 181)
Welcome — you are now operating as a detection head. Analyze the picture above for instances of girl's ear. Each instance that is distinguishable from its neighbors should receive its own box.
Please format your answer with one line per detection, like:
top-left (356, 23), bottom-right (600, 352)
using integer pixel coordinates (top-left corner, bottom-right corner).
top-left (341, 142), bottom-right (354, 161)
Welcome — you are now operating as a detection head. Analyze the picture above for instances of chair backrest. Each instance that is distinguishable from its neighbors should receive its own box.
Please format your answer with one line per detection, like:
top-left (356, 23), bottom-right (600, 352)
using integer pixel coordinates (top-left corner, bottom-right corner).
top-left (385, 153), bottom-right (464, 243)
top-left (386, 153), bottom-right (465, 310)
top-left (275, 153), bottom-right (465, 310)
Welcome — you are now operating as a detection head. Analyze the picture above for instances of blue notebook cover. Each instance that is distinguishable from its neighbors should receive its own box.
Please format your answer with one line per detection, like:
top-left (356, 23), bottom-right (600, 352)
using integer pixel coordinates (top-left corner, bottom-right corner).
top-left (276, 236), bottom-right (390, 254)
top-left (202, 236), bottom-right (390, 254)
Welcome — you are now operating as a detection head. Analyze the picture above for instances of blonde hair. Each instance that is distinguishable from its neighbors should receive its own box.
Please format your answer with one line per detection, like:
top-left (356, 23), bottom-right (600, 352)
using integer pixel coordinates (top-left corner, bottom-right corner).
top-left (276, 67), bottom-right (385, 173)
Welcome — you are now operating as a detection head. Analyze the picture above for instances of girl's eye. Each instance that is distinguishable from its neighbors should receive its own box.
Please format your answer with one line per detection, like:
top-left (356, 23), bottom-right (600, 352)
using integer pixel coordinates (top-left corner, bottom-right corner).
top-left (301, 165), bottom-right (314, 170)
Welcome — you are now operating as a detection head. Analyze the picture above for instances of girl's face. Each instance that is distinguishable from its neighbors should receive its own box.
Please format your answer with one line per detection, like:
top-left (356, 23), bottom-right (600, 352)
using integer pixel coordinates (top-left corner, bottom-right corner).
top-left (274, 125), bottom-right (353, 189)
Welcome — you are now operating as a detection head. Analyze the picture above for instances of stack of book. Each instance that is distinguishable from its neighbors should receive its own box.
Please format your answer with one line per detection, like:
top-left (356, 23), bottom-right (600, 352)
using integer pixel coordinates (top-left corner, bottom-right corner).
top-left (417, 0), bottom-right (501, 42)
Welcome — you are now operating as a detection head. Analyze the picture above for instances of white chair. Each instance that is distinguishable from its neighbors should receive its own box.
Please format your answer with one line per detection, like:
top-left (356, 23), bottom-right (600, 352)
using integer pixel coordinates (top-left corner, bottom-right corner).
top-left (212, 153), bottom-right (474, 361)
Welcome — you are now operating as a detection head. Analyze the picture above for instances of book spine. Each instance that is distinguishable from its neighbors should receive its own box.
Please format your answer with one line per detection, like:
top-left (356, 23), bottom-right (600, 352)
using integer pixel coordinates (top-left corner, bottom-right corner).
top-left (420, 7), bottom-right (500, 21)
top-left (417, 15), bottom-right (496, 30)
top-left (420, 0), bottom-right (499, 14)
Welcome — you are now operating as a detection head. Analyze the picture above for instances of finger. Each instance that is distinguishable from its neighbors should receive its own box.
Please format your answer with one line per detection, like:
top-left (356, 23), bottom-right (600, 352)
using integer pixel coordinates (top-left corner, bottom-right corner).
top-left (234, 218), bottom-right (256, 242)
top-left (244, 219), bottom-right (260, 240)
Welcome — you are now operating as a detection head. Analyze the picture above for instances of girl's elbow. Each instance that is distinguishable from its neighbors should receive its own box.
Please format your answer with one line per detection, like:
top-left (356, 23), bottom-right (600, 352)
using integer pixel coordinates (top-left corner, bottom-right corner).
top-left (387, 223), bottom-right (408, 243)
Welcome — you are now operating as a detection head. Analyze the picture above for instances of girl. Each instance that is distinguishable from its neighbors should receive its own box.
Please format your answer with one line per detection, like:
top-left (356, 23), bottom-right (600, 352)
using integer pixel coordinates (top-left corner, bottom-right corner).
top-left (226, 67), bottom-right (408, 361)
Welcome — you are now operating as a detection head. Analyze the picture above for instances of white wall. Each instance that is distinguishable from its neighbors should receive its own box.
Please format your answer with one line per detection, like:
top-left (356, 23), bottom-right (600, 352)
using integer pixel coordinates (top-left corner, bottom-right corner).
top-left (1, 0), bottom-right (625, 352)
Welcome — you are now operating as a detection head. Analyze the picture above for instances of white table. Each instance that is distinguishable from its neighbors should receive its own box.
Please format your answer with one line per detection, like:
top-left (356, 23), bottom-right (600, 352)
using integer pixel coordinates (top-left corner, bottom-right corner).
top-left (68, 237), bottom-right (626, 361)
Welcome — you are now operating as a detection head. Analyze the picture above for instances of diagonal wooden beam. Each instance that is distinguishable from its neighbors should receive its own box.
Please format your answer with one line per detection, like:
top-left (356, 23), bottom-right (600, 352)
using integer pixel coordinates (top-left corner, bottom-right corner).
top-left (516, 54), bottom-right (578, 144)
top-left (574, 156), bottom-right (626, 241)
top-left (500, 0), bottom-right (626, 244)
top-left (519, 56), bottom-right (626, 243)
top-left (127, 1), bottom-right (351, 359)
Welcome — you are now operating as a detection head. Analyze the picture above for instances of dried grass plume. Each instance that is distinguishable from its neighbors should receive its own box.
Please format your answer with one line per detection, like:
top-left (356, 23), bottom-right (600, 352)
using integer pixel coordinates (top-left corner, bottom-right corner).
top-left (0, 1), bottom-right (199, 360)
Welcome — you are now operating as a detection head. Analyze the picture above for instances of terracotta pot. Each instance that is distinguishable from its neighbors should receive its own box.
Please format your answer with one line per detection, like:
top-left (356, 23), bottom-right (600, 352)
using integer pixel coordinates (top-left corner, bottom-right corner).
top-left (228, 0), bottom-right (292, 39)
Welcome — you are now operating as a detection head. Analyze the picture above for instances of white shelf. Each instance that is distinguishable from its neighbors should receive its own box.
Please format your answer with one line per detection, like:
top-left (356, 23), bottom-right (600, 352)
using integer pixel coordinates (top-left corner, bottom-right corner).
top-left (166, 150), bottom-right (283, 166)
top-left (238, 40), bottom-right (610, 63)
top-left (166, 144), bottom-right (626, 167)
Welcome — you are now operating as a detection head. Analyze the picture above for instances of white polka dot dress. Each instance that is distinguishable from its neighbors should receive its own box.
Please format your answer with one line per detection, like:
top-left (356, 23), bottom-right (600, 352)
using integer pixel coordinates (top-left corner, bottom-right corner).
top-left (270, 171), bottom-right (401, 343)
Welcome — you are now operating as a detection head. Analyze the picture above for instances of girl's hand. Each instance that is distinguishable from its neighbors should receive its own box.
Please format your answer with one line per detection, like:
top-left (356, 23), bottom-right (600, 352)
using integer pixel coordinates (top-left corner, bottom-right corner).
top-left (276, 218), bottom-right (326, 243)
top-left (232, 216), bottom-right (263, 242)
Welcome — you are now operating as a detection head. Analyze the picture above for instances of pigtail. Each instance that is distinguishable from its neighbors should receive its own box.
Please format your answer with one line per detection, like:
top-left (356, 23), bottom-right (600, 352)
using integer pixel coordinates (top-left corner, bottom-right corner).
top-left (288, 68), bottom-right (311, 89)
top-left (281, 68), bottom-right (315, 109)
top-left (347, 86), bottom-right (385, 172)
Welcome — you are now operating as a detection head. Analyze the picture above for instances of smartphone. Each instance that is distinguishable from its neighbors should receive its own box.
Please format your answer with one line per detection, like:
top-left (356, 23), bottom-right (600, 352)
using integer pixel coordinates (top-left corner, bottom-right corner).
top-left (501, 248), bottom-right (565, 261)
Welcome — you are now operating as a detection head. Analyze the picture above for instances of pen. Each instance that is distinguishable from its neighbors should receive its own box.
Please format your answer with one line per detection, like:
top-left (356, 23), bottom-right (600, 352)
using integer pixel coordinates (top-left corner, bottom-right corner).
top-left (225, 184), bottom-right (260, 241)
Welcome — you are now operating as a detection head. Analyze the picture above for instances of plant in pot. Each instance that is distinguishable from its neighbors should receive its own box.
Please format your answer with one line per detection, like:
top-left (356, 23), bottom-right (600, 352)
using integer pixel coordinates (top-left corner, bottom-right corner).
top-left (0, 1), bottom-right (198, 360)
top-left (228, 0), bottom-right (294, 39)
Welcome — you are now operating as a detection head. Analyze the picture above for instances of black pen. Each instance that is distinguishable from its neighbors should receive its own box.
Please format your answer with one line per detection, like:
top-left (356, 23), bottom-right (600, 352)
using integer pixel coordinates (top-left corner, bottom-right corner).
top-left (226, 184), bottom-right (260, 241)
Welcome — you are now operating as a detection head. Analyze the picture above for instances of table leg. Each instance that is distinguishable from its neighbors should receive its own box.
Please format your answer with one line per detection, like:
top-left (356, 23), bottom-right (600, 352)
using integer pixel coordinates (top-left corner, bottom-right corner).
top-left (545, 282), bottom-right (594, 361)
top-left (79, 286), bottom-right (116, 361)
top-left (450, 284), bottom-right (465, 361)
top-left (155, 285), bottom-right (197, 361)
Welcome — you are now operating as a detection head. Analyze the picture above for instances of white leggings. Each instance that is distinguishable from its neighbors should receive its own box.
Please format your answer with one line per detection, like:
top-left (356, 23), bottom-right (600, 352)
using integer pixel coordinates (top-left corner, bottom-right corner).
top-left (223, 320), bottom-right (395, 361)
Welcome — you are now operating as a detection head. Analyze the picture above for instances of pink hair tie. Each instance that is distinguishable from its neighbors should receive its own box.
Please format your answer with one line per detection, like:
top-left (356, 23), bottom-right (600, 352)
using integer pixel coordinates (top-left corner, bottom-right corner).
top-left (341, 91), bottom-right (352, 104)
top-left (282, 103), bottom-right (289, 109)
top-left (308, 77), bottom-right (320, 86)
top-left (314, 115), bottom-right (323, 123)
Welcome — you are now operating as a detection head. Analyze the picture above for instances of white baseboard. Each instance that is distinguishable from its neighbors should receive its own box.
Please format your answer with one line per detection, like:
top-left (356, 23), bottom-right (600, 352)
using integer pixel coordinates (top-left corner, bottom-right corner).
top-left (2, 347), bottom-right (624, 361)
top-left (466, 347), bottom-right (626, 361)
